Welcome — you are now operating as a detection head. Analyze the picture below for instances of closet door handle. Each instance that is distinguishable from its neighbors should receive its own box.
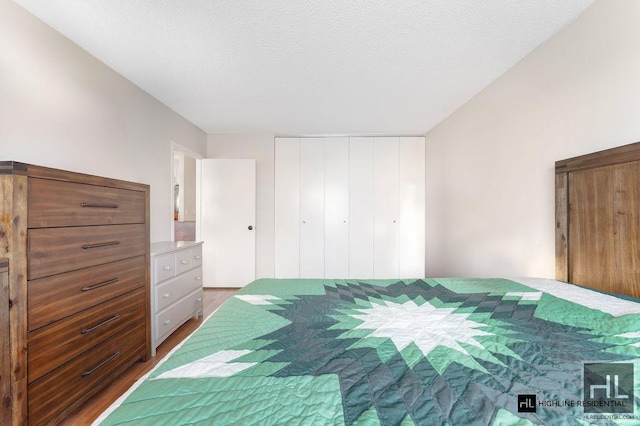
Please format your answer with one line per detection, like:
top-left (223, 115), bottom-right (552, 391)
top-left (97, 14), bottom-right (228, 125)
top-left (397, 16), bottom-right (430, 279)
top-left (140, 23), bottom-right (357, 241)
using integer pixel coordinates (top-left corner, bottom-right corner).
top-left (81, 351), bottom-right (120, 377)
top-left (82, 241), bottom-right (120, 250)
top-left (81, 314), bottom-right (120, 334)
top-left (81, 202), bottom-right (119, 209)
top-left (82, 277), bottom-right (119, 292)
top-left (248, 225), bottom-right (253, 230)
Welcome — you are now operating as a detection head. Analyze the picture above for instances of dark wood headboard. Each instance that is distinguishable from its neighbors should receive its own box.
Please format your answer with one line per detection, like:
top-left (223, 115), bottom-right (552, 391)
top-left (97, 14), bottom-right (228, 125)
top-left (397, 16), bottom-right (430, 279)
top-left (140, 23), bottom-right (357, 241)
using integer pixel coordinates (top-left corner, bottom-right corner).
top-left (555, 142), bottom-right (640, 298)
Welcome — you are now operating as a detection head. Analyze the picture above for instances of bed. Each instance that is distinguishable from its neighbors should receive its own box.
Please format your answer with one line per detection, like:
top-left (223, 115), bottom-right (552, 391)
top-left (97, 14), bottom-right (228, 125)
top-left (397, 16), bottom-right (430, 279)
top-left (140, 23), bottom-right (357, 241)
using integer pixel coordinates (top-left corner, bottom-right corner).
top-left (95, 143), bottom-right (640, 425)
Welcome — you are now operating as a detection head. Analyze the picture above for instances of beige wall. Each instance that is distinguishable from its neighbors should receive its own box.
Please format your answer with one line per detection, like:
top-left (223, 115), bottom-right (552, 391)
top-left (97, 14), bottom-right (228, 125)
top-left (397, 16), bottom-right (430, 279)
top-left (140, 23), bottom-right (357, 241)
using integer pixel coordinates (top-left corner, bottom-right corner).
top-left (0, 0), bottom-right (207, 242)
top-left (424, 0), bottom-right (640, 278)
top-left (207, 134), bottom-right (275, 279)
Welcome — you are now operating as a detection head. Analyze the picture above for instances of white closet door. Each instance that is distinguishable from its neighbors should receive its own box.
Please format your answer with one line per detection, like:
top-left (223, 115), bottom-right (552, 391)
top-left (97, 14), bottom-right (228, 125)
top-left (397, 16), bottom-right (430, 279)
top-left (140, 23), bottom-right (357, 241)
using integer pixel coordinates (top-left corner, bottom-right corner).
top-left (274, 138), bottom-right (300, 278)
top-left (399, 137), bottom-right (426, 277)
top-left (373, 137), bottom-right (400, 278)
top-left (349, 137), bottom-right (375, 278)
top-left (299, 139), bottom-right (325, 278)
top-left (324, 137), bottom-right (350, 278)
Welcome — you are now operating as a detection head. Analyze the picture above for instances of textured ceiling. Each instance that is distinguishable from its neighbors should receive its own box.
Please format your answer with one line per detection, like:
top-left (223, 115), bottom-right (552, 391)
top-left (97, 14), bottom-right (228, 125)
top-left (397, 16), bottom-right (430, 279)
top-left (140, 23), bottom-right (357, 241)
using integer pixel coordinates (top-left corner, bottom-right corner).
top-left (15, 0), bottom-right (595, 135)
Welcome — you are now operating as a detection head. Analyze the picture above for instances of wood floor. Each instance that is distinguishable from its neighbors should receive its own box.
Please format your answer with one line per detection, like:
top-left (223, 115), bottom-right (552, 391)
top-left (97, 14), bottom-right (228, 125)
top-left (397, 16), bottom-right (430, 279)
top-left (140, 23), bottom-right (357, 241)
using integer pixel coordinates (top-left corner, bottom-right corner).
top-left (61, 288), bottom-right (238, 425)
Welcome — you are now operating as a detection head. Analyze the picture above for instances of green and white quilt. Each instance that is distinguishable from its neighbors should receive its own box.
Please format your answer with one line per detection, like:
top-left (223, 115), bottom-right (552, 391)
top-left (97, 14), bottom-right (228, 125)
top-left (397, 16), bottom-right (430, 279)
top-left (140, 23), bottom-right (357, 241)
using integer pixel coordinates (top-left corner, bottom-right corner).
top-left (95, 278), bottom-right (640, 425)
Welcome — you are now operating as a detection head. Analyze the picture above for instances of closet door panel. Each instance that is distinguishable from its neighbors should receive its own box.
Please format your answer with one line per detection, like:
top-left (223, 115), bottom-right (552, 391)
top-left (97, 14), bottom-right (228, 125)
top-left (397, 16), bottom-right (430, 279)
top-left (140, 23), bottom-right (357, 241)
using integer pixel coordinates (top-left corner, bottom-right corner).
top-left (324, 138), bottom-right (350, 278)
top-left (399, 137), bottom-right (426, 277)
top-left (349, 137), bottom-right (375, 278)
top-left (373, 137), bottom-right (400, 278)
top-left (299, 139), bottom-right (325, 278)
top-left (274, 138), bottom-right (300, 278)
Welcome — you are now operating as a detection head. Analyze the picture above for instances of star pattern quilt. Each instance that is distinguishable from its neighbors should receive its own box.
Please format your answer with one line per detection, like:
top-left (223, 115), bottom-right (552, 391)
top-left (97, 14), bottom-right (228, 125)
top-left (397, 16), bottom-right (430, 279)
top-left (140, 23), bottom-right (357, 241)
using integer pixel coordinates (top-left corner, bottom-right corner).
top-left (95, 278), bottom-right (640, 425)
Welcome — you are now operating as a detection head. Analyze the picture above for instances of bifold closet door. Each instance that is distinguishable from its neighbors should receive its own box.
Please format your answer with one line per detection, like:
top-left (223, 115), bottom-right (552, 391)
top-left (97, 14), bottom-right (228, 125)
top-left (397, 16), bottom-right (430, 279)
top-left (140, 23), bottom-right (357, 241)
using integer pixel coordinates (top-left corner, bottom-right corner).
top-left (349, 137), bottom-right (375, 278)
top-left (274, 138), bottom-right (300, 278)
top-left (299, 139), bottom-right (325, 278)
top-left (349, 136), bottom-right (425, 279)
top-left (275, 136), bottom-right (425, 279)
top-left (324, 138), bottom-right (349, 278)
top-left (373, 137), bottom-right (400, 278)
top-left (399, 137), bottom-right (426, 277)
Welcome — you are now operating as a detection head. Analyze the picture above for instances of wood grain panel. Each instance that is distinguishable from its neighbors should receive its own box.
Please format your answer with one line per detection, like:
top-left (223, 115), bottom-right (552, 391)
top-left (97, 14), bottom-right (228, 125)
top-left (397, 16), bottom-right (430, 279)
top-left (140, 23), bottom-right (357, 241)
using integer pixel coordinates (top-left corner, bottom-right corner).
top-left (28, 321), bottom-right (145, 426)
top-left (555, 173), bottom-right (569, 282)
top-left (0, 174), bottom-right (28, 426)
top-left (0, 260), bottom-right (10, 426)
top-left (0, 161), bottom-right (148, 192)
top-left (28, 256), bottom-right (145, 331)
top-left (28, 288), bottom-right (145, 383)
top-left (28, 224), bottom-right (145, 280)
top-left (556, 141), bottom-right (640, 174)
top-left (569, 161), bottom-right (640, 297)
top-left (28, 178), bottom-right (145, 228)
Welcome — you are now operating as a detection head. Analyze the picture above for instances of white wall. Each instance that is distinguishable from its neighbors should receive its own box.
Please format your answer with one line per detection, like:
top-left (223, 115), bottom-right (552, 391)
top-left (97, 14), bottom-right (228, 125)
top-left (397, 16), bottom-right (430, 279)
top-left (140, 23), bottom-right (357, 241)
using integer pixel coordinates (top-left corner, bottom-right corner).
top-left (207, 134), bottom-right (275, 279)
top-left (424, 0), bottom-right (640, 278)
top-left (0, 0), bottom-right (207, 242)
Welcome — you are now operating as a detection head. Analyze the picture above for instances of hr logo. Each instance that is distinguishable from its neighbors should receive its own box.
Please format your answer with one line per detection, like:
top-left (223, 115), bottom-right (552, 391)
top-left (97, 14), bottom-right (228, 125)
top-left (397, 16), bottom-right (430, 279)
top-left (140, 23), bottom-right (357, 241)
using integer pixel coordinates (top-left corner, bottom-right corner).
top-left (583, 363), bottom-right (634, 414)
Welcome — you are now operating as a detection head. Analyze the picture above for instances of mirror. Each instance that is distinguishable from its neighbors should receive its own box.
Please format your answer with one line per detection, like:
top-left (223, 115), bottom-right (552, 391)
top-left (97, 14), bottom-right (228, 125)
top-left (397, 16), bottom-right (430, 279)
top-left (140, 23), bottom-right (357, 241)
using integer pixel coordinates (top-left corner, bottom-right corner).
top-left (171, 143), bottom-right (202, 241)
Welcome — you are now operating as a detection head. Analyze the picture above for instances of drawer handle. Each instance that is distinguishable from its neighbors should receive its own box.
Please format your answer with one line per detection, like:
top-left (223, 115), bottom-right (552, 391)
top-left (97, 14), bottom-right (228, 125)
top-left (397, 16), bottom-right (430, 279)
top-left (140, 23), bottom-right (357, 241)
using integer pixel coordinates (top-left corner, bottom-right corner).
top-left (163, 266), bottom-right (172, 271)
top-left (81, 202), bottom-right (119, 209)
top-left (82, 277), bottom-right (119, 292)
top-left (82, 240), bottom-right (120, 250)
top-left (81, 314), bottom-right (120, 334)
top-left (197, 297), bottom-right (202, 302)
top-left (195, 276), bottom-right (202, 281)
top-left (194, 255), bottom-right (201, 260)
top-left (180, 260), bottom-right (188, 265)
top-left (81, 350), bottom-right (120, 377)
top-left (164, 319), bottom-right (171, 325)
top-left (164, 292), bottom-right (171, 298)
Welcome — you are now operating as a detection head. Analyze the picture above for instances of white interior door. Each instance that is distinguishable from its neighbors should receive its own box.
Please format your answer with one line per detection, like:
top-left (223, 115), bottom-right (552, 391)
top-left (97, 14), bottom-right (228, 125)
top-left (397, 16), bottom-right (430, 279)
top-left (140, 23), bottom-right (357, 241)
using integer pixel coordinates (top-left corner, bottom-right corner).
top-left (201, 159), bottom-right (256, 287)
top-left (274, 138), bottom-right (300, 278)
top-left (299, 139), bottom-right (325, 278)
top-left (373, 137), bottom-right (400, 278)
top-left (349, 137), bottom-right (375, 278)
top-left (324, 137), bottom-right (350, 278)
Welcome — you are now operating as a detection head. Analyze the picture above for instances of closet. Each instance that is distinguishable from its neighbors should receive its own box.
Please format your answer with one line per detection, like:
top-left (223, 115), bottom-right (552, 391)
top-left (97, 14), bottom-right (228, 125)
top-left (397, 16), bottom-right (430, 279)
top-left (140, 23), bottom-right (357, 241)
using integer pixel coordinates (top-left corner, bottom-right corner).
top-left (275, 136), bottom-right (425, 279)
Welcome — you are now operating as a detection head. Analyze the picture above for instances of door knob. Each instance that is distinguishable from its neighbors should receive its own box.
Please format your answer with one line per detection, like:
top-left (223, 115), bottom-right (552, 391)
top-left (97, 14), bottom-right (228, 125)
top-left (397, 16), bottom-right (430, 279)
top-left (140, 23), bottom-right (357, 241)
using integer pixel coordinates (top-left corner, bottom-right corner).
top-left (248, 225), bottom-right (253, 230)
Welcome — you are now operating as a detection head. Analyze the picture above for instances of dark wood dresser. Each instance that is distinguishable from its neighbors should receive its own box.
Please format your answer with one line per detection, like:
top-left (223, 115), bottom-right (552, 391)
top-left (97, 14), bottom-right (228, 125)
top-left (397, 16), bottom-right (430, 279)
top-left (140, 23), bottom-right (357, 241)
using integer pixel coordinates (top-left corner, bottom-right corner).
top-left (0, 162), bottom-right (150, 425)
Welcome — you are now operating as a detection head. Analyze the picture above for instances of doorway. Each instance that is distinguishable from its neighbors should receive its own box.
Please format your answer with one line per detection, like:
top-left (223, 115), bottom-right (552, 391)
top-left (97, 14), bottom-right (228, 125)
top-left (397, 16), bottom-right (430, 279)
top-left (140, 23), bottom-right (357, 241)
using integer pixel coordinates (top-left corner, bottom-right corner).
top-left (171, 142), bottom-right (202, 241)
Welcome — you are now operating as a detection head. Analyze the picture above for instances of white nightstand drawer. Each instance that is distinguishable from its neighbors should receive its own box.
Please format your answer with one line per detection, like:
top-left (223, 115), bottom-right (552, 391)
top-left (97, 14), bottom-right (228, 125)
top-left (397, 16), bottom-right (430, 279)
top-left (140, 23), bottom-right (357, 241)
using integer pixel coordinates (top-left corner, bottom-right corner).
top-left (175, 250), bottom-right (191, 275)
top-left (155, 267), bottom-right (203, 312)
top-left (154, 252), bottom-right (176, 283)
top-left (155, 288), bottom-right (203, 343)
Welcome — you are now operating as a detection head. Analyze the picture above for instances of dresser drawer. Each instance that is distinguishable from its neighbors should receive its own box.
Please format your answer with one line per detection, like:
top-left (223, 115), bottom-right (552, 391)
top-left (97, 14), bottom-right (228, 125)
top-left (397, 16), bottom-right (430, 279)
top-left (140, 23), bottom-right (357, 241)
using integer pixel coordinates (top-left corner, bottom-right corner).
top-left (28, 178), bottom-right (146, 228)
top-left (155, 288), bottom-right (202, 342)
top-left (155, 268), bottom-right (203, 313)
top-left (28, 288), bottom-right (145, 384)
top-left (190, 245), bottom-right (203, 268)
top-left (28, 320), bottom-right (146, 426)
top-left (175, 249), bottom-right (192, 275)
top-left (28, 224), bottom-right (145, 280)
top-left (28, 256), bottom-right (145, 331)
top-left (154, 252), bottom-right (176, 283)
